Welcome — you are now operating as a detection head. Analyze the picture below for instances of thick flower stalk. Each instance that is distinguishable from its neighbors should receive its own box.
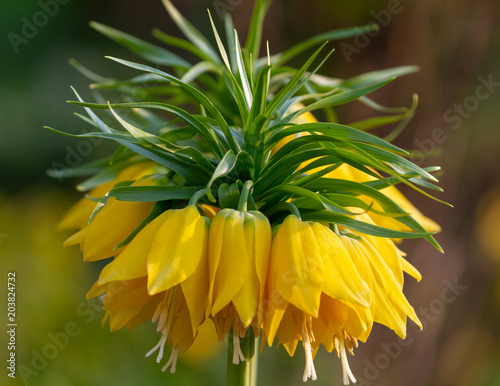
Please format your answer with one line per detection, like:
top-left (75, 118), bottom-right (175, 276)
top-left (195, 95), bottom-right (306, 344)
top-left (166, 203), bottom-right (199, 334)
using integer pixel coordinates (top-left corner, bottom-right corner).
top-left (52, 0), bottom-right (448, 384)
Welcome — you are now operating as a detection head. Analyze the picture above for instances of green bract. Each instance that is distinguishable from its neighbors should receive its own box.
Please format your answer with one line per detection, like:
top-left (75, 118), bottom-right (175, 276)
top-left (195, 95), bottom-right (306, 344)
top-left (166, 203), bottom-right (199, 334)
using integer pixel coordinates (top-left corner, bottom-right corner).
top-left (48, 0), bottom-right (446, 251)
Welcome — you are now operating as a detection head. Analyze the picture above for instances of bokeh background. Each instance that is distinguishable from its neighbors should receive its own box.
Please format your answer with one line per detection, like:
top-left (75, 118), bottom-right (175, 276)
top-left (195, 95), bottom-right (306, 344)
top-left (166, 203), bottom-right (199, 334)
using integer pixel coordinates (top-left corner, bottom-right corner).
top-left (1, 0), bottom-right (500, 385)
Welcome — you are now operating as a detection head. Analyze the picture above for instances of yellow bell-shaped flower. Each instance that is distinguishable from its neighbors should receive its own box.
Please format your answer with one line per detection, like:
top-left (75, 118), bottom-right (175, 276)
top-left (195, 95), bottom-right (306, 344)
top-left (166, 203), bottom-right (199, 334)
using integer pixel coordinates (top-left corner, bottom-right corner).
top-left (264, 214), bottom-right (372, 382)
top-left (340, 231), bottom-right (422, 339)
top-left (95, 205), bottom-right (209, 334)
top-left (207, 208), bottom-right (271, 363)
top-left (86, 204), bottom-right (210, 373)
top-left (63, 176), bottom-right (159, 261)
top-left (59, 162), bottom-right (157, 230)
top-left (87, 276), bottom-right (161, 332)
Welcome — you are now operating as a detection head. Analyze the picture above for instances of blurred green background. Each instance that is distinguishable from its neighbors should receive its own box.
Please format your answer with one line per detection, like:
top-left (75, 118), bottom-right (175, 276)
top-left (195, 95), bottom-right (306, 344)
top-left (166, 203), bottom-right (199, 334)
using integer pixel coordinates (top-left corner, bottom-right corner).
top-left (1, 0), bottom-right (500, 385)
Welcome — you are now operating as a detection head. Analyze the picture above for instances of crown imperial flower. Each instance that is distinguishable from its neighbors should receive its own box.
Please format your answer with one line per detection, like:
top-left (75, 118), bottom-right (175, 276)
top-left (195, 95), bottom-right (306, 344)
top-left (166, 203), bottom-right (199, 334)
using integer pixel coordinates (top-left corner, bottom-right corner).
top-left (54, 0), bottom-right (447, 384)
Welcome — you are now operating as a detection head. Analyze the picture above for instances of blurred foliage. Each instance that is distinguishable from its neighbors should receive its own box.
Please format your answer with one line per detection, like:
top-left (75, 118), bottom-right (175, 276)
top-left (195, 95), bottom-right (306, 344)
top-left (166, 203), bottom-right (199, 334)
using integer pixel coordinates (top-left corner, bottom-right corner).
top-left (1, 0), bottom-right (500, 385)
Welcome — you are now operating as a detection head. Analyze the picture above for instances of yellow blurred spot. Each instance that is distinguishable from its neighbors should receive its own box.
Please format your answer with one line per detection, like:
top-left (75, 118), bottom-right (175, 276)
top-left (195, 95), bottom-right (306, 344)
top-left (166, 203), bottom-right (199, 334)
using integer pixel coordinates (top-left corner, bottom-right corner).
top-left (179, 320), bottom-right (222, 363)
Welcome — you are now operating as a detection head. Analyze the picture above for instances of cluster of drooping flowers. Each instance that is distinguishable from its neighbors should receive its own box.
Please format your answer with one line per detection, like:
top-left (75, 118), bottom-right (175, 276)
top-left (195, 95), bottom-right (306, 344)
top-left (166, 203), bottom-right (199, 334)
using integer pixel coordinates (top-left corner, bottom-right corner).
top-left (55, 0), bottom-right (444, 383)
top-left (62, 155), bottom-right (439, 382)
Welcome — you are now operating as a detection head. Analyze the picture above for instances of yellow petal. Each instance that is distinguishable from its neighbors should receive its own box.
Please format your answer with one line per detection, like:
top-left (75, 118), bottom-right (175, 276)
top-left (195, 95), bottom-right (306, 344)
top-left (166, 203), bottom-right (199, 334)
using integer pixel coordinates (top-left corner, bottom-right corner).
top-left (311, 317), bottom-right (329, 354)
top-left (97, 210), bottom-right (173, 285)
top-left (82, 199), bottom-right (154, 261)
top-left (59, 182), bottom-right (115, 230)
top-left (269, 215), bottom-right (324, 317)
top-left (263, 294), bottom-right (289, 346)
top-left (350, 237), bottom-right (422, 338)
top-left (231, 211), bottom-right (271, 327)
top-left (86, 278), bottom-right (107, 299)
top-left (275, 305), bottom-right (302, 356)
top-left (108, 307), bottom-right (142, 332)
top-left (340, 300), bottom-right (373, 343)
top-left (208, 210), bottom-right (250, 320)
top-left (181, 218), bottom-right (210, 336)
top-left (59, 161), bottom-right (157, 230)
top-left (103, 278), bottom-right (151, 311)
top-left (312, 223), bottom-right (371, 308)
top-left (346, 210), bottom-right (405, 286)
top-left (197, 203), bottom-right (220, 220)
top-left (318, 293), bottom-right (349, 336)
top-left (147, 206), bottom-right (208, 295)
top-left (378, 184), bottom-right (441, 233)
top-left (63, 226), bottom-right (89, 249)
top-left (126, 295), bottom-right (162, 330)
top-left (168, 288), bottom-right (198, 351)
top-left (250, 211), bottom-right (272, 324)
top-left (400, 255), bottom-right (422, 282)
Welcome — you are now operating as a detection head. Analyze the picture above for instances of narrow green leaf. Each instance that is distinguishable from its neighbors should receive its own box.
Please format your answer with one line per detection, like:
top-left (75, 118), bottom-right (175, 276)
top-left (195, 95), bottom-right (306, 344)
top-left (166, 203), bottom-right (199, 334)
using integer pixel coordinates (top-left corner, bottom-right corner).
top-left (110, 185), bottom-right (203, 202)
top-left (90, 21), bottom-right (190, 68)
top-left (301, 211), bottom-right (432, 240)
top-left (271, 24), bottom-right (379, 66)
top-left (266, 43), bottom-right (330, 117)
top-left (235, 30), bottom-right (253, 109)
top-left (236, 151), bottom-right (255, 181)
top-left (70, 100), bottom-right (224, 159)
top-left (181, 61), bottom-right (221, 83)
top-left (244, 0), bottom-right (272, 61)
top-left (107, 104), bottom-right (216, 173)
top-left (224, 13), bottom-right (237, 73)
top-left (303, 177), bottom-right (443, 251)
top-left (267, 185), bottom-right (354, 215)
top-left (105, 56), bottom-right (239, 153)
top-left (353, 142), bottom-right (436, 181)
top-left (349, 114), bottom-right (406, 131)
top-left (246, 65), bottom-right (272, 131)
top-left (161, 0), bottom-right (220, 63)
top-left (46, 156), bottom-right (111, 179)
top-left (46, 126), bottom-right (137, 144)
top-left (208, 10), bottom-right (249, 123)
top-left (383, 93), bottom-right (418, 142)
top-left (266, 122), bottom-right (406, 155)
top-left (152, 28), bottom-right (214, 63)
top-left (340, 65), bottom-right (419, 89)
top-left (69, 58), bottom-right (110, 83)
top-left (70, 88), bottom-right (207, 185)
top-left (289, 77), bottom-right (395, 119)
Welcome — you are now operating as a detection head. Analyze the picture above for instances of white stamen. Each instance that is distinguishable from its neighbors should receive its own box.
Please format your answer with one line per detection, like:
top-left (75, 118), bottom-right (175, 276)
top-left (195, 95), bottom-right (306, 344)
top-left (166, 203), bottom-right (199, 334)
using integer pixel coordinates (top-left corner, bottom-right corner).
top-left (232, 334), bottom-right (246, 365)
top-left (145, 333), bottom-right (168, 363)
top-left (161, 347), bottom-right (179, 374)
top-left (301, 326), bottom-right (317, 382)
top-left (340, 337), bottom-right (356, 385)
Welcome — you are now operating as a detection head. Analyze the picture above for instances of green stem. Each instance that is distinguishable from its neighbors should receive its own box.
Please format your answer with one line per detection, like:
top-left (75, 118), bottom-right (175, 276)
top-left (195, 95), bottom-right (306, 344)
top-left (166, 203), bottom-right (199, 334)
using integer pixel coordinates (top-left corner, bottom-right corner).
top-left (226, 329), bottom-right (258, 386)
top-left (188, 188), bottom-right (208, 206)
top-left (264, 202), bottom-right (301, 219)
top-left (237, 180), bottom-right (254, 212)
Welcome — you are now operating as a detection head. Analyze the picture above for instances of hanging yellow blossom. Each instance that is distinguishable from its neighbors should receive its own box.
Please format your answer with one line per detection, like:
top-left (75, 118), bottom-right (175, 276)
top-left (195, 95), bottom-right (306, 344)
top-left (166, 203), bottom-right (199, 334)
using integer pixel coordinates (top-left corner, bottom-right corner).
top-left (208, 208), bottom-right (271, 363)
